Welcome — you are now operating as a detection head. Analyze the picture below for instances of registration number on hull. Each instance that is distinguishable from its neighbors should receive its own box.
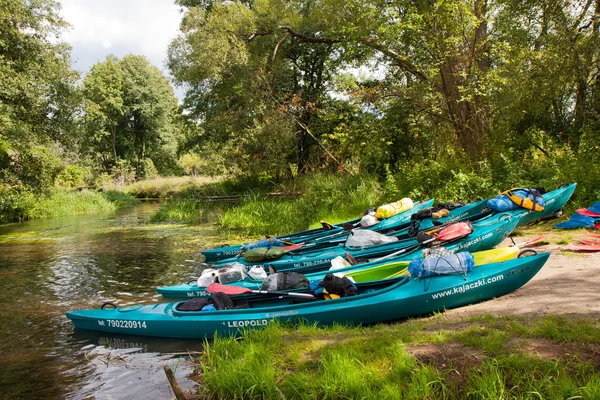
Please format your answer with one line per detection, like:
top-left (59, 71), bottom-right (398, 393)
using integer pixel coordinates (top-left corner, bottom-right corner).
top-left (98, 319), bottom-right (147, 329)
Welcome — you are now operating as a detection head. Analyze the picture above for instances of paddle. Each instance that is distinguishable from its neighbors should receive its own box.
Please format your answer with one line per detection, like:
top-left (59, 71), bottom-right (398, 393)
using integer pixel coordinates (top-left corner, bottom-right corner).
top-left (207, 282), bottom-right (316, 299)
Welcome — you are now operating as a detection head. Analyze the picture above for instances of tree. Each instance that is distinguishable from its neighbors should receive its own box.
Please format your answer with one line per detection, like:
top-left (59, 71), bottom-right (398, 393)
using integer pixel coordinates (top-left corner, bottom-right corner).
top-left (168, 0), bottom-right (349, 176)
top-left (83, 55), bottom-right (124, 170)
top-left (0, 0), bottom-right (79, 147)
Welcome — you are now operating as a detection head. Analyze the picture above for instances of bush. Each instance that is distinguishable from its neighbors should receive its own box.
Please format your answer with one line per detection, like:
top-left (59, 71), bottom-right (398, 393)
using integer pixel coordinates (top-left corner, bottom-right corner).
top-left (55, 165), bottom-right (90, 189)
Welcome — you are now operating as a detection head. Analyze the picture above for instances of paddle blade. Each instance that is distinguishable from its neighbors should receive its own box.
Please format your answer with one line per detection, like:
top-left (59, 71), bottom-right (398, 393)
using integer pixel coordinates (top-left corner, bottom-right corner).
top-left (436, 222), bottom-right (473, 241)
top-left (514, 235), bottom-right (547, 248)
top-left (577, 208), bottom-right (600, 217)
top-left (206, 282), bottom-right (251, 295)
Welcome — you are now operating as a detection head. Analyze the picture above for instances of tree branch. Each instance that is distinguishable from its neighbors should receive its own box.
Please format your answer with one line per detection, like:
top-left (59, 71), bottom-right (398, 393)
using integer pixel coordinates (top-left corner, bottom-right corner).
top-left (279, 26), bottom-right (343, 44)
top-left (360, 37), bottom-right (429, 82)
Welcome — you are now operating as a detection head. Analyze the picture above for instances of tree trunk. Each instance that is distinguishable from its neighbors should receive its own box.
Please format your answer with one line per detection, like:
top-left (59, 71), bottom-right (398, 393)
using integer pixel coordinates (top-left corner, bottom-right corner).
top-left (296, 121), bottom-right (310, 174)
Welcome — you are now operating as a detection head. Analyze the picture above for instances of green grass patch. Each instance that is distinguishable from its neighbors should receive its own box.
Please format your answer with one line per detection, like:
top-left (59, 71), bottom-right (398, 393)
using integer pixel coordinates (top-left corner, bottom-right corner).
top-left (194, 315), bottom-right (600, 399)
top-left (108, 176), bottom-right (220, 198)
top-left (0, 189), bottom-right (138, 222)
top-left (151, 173), bottom-right (383, 236)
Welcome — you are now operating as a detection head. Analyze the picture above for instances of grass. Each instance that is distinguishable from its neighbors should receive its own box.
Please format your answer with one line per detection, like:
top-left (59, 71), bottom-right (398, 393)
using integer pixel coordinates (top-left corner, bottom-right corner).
top-left (24, 190), bottom-right (138, 219)
top-left (106, 176), bottom-right (220, 198)
top-left (151, 173), bottom-right (383, 236)
top-left (192, 315), bottom-right (600, 399)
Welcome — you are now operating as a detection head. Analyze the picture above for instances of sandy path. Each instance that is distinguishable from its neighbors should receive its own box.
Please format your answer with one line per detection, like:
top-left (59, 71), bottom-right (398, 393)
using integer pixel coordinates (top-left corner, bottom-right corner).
top-left (446, 236), bottom-right (600, 317)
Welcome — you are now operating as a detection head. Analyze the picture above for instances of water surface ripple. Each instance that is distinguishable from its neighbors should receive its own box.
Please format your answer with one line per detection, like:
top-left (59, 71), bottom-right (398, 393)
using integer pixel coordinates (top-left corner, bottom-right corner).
top-left (0, 202), bottom-right (224, 399)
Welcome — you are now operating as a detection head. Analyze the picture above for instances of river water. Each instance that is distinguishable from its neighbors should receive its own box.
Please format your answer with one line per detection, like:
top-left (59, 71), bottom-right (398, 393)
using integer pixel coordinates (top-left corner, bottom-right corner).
top-left (0, 202), bottom-right (229, 399)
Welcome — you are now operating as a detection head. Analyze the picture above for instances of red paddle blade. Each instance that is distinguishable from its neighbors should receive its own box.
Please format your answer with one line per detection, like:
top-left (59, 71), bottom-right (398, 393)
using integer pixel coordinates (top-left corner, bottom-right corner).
top-left (514, 235), bottom-right (547, 248)
top-left (207, 282), bottom-right (251, 295)
top-left (577, 208), bottom-right (600, 217)
top-left (282, 244), bottom-right (305, 251)
top-left (436, 222), bottom-right (473, 241)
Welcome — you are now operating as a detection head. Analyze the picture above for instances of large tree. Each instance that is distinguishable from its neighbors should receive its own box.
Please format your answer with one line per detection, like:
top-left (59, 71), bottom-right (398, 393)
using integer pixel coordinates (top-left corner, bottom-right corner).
top-left (0, 0), bottom-right (79, 147)
top-left (82, 55), bottom-right (181, 177)
top-left (169, 0), bottom-right (349, 176)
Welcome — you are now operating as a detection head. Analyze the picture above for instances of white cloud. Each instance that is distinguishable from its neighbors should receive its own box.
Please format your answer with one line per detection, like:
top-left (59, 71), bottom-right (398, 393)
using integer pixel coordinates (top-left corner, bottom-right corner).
top-left (59, 0), bottom-right (182, 75)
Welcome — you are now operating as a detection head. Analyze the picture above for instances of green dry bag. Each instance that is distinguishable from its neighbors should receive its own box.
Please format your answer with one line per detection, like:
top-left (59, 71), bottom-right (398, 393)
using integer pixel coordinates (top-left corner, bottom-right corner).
top-left (243, 246), bottom-right (289, 262)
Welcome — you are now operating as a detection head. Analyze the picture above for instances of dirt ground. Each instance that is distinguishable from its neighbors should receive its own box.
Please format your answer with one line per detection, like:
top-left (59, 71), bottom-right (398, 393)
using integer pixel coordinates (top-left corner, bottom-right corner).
top-left (446, 234), bottom-right (600, 317)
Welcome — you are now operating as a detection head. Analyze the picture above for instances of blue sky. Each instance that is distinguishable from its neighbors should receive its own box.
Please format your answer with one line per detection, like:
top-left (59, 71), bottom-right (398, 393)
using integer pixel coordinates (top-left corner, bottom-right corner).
top-left (59, 0), bottom-right (185, 98)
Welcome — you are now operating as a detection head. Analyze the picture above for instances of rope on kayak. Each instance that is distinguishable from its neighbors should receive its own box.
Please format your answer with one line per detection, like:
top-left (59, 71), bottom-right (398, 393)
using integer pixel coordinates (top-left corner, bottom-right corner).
top-left (421, 256), bottom-right (469, 292)
top-left (101, 302), bottom-right (118, 309)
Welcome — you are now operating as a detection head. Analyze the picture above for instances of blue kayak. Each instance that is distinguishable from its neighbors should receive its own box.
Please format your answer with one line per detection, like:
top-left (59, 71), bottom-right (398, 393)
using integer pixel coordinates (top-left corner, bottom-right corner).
top-left (66, 253), bottom-right (549, 339)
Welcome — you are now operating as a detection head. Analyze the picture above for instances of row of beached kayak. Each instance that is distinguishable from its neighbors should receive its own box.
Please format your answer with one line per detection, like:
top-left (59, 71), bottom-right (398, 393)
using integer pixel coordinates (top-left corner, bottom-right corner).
top-left (66, 183), bottom-right (577, 339)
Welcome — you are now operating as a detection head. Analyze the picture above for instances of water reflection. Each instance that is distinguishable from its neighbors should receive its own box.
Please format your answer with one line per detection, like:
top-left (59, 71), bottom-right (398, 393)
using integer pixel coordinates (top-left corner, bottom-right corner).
top-left (0, 202), bottom-right (224, 399)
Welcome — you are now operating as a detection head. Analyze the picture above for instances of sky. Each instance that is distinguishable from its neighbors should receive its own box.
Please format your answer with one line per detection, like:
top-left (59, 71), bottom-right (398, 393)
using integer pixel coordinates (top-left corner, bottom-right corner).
top-left (58, 0), bottom-right (185, 98)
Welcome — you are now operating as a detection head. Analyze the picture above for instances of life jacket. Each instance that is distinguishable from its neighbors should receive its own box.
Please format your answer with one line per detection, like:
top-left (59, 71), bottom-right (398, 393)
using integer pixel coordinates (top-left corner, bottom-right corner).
top-left (501, 188), bottom-right (544, 212)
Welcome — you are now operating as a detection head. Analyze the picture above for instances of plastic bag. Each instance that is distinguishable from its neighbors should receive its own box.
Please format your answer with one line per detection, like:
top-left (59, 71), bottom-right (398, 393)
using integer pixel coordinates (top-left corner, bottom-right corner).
top-left (260, 272), bottom-right (309, 291)
top-left (345, 229), bottom-right (398, 247)
top-left (408, 251), bottom-right (474, 279)
top-left (329, 256), bottom-right (351, 270)
top-left (247, 265), bottom-right (268, 280)
top-left (360, 212), bottom-right (380, 227)
top-left (197, 268), bottom-right (218, 287)
top-left (217, 263), bottom-right (247, 284)
top-left (375, 198), bottom-right (414, 219)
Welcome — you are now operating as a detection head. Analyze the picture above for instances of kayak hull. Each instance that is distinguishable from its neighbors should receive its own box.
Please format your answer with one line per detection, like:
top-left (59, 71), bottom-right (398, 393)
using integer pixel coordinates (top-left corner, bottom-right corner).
top-left (67, 253), bottom-right (550, 339)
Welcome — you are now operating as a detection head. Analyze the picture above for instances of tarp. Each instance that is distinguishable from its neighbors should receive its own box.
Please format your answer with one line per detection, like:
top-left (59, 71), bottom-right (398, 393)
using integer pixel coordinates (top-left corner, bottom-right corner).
top-left (554, 213), bottom-right (600, 229)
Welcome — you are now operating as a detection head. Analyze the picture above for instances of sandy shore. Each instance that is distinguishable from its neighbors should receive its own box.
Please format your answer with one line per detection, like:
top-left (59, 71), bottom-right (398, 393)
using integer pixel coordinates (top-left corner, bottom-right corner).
top-left (446, 235), bottom-right (600, 317)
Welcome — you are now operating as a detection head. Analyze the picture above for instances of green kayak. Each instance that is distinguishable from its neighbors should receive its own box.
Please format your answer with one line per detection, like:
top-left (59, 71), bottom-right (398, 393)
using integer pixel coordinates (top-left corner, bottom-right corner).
top-left (66, 252), bottom-right (550, 339)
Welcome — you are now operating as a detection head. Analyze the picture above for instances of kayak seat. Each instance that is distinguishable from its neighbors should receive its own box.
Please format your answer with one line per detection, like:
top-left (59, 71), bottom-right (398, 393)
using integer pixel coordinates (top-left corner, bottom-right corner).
top-left (212, 292), bottom-right (235, 310)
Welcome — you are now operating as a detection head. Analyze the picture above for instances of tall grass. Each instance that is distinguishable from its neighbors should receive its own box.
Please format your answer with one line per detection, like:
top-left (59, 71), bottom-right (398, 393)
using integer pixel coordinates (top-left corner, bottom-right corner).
top-left (0, 189), bottom-right (138, 222)
top-left (26, 190), bottom-right (137, 219)
top-left (107, 176), bottom-right (220, 198)
top-left (195, 315), bottom-right (600, 399)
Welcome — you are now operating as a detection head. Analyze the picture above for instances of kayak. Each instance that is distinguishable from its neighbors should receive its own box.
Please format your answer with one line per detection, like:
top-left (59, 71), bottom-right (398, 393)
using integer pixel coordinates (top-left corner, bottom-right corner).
top-left (157, 246), bottom-right (522, 299)
top-left (209, 211), bottom-right (521, 274)
top-left (202, 199), bottom-right (435, 262)
top-left (156, 213), bottom-right (522, 299)
top-left (66, 252), bottom-right (550, 339)
top-left (277, 199), bottom-right (490, 253)
top-left (515, 183), bottom-right (576, 226)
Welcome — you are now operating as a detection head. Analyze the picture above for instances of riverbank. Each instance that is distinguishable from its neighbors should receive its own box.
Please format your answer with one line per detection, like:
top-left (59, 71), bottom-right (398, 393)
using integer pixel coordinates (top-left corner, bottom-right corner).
top-left (0, 189), bottom-right (138, 223)
top-left (189, 235), bottom-right (600, 399)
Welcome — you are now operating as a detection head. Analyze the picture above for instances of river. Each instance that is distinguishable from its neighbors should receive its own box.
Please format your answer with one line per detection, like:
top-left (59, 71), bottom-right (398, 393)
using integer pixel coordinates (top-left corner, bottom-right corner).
top-left (0, 202), bottom-right (229, 399)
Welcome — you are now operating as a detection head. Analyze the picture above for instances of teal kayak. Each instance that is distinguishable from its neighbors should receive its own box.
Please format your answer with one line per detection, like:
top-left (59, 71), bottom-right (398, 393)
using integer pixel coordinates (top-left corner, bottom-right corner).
top-left (514, 183), bottom-right (576, 226)
top-left (156, 212), bottom-right (521, 299)
top-left (202, 199), bottom-right (435, 262)
top-left (66, 252), bottom-right (549, 339)
top-left (209, 211), bottom-right (520, 275)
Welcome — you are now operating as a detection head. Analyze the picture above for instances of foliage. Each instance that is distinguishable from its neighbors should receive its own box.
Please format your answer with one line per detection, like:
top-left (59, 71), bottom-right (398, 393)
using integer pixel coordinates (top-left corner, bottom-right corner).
top-left (0, 0), bottom-right (79, 147)
top-left (55, 165), bottom-right (90, 189)
top-left (82, 54), bottom-right (182, 177)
